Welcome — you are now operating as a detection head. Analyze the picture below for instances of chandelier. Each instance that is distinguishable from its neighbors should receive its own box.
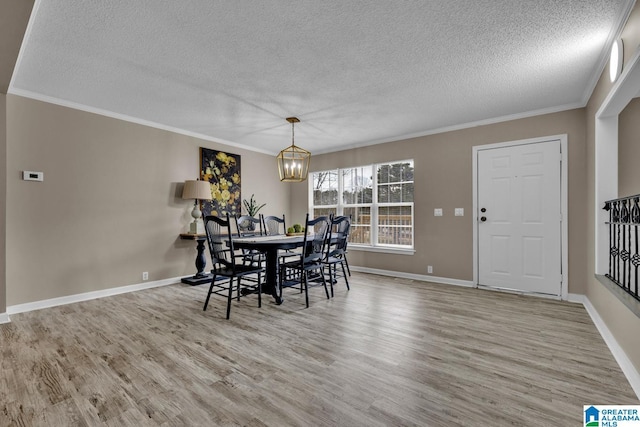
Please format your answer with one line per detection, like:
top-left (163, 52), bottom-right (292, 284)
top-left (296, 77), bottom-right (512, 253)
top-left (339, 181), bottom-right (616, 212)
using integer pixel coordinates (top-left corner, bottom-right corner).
top-left (276, 117), bottom-right (310, 182)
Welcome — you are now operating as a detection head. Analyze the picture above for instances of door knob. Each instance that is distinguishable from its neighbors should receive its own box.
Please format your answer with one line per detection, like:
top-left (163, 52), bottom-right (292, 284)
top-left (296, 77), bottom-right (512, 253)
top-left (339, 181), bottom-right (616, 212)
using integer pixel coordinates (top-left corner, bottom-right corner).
top-left (480, 216), bottom-right (487, 222)
top-left (481, 208), bottom-right (486, 213)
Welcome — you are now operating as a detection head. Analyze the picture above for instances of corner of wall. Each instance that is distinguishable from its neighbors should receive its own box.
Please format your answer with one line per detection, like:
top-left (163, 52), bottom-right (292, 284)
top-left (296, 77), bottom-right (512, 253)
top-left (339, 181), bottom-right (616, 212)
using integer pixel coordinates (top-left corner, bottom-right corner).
top-left (0, 93), bottom-right (6, 314)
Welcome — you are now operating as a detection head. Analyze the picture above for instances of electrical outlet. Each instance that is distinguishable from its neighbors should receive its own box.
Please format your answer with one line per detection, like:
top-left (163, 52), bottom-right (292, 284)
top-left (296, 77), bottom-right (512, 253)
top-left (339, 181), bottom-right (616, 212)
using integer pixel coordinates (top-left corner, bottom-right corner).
top-left (142, 272), bottom-right (149, 281)
top-left (434, 208), bottom-right (443, 217)
top-left (455, 208), bottom-right (464, 216)
top-left (427, 265), bottom-right (433, 274)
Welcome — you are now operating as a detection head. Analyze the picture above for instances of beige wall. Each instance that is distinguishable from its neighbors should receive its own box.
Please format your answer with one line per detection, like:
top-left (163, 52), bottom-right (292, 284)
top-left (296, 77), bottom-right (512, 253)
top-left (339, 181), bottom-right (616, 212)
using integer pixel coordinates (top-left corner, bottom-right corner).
top-left (619, 97), bottom-right (640, 197)
top-left (294, 109), bottom-right (587, 292)
top-left (0, 94), bottom-right (5, 312)
top-left (6, 95), bottom-right (288, 306)
top-left (0, 0), bottom-right (34, 93)
top-left (585, 2), bottom-right (640, 373)
top-left (1, 0), bottom-right (33, 314)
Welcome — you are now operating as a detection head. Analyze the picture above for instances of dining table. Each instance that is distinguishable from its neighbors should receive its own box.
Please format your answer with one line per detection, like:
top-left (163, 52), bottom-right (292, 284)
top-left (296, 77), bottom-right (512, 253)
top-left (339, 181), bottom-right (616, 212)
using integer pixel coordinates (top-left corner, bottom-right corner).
top-left (232, 234), bottom-right (307, 305)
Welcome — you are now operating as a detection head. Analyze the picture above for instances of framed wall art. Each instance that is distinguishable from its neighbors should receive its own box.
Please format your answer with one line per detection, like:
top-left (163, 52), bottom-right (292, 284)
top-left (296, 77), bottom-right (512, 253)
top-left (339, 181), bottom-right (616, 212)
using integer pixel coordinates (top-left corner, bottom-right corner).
top-left (199, 148), bottom-right (241, 217)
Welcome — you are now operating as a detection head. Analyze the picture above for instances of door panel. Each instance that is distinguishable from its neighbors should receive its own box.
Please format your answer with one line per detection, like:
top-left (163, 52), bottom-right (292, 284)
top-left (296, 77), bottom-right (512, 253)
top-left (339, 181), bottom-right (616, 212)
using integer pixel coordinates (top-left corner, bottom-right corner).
top-left (522, 236), bottom-right (544, 278)
top-left (492, 177), bottom-right (511, 222)
top-left (478, 141), bottom-right (561, 296)
top-left (490, 235), bottom-right (510, 274)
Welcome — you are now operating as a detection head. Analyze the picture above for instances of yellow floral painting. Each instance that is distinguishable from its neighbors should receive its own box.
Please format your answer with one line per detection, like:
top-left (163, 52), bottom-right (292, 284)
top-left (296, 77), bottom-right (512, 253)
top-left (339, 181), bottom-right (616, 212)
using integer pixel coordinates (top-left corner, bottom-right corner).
top-left (200, 148), bottom-right (241, 217)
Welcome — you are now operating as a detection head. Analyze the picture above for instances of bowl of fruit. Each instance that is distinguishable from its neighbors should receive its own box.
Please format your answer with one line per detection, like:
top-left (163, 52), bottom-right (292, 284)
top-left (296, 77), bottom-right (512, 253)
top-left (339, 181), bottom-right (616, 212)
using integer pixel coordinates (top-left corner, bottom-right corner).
top-left (286, 223), bottom-right (306, 236)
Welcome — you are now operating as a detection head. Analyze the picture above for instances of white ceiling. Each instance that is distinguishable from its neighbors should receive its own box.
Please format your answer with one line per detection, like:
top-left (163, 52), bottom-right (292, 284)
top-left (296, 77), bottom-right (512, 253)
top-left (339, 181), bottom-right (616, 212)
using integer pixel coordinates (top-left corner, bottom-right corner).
top-left (9, 0), bottom-right (633, 155)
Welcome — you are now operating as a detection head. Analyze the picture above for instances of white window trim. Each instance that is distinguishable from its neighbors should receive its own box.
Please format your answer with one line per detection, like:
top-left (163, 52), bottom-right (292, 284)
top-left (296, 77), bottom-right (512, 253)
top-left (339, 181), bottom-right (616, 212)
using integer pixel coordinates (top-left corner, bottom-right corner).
top-left (349, 244), bottom-right (416, 255)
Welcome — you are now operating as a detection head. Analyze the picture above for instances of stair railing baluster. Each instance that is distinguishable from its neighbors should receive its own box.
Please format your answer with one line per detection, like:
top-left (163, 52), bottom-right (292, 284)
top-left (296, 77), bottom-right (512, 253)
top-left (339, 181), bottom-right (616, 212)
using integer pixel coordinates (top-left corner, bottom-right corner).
top-left (604, 195), bottom-right (640, 302)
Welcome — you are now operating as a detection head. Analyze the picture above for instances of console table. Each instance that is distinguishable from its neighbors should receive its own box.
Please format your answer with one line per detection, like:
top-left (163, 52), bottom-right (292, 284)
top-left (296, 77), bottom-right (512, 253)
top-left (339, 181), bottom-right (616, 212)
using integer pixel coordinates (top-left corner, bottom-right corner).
top-left (180, 233), bottom-right (212, 285)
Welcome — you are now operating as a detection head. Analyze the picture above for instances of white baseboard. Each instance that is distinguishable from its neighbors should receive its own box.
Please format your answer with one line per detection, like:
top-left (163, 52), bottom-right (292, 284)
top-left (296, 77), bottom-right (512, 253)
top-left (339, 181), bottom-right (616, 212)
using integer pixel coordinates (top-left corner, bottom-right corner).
top-left (583, 296), bottom-right (640, 400)
top-left (566, 293), bottom-right (585, 304)
top-left (7, 276), bottom-right (182, 315)
top-left (0, 312), bottom-right (10, 324)
top-left (350, 266), bottom-right (474, 288)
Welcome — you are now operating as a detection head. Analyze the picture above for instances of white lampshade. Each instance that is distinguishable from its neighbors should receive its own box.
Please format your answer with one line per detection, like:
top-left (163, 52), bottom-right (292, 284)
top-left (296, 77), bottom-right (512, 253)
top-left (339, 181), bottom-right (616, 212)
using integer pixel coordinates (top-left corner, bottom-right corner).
top-left (182, 180), bottom-right (211, 234)
top-left (182, 180), bottom-right (212, 201)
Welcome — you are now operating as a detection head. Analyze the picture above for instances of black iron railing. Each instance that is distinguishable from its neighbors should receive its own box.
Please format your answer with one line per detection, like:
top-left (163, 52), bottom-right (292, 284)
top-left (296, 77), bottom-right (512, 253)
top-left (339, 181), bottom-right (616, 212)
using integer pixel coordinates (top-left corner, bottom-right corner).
top-left (604, 195), bottom-right (640, 302)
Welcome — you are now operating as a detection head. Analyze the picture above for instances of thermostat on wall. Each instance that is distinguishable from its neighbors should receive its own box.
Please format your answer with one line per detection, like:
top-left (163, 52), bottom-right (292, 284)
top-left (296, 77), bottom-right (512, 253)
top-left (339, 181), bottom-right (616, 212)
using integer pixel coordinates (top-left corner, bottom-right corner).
top-left (22, 171), bottom-right (44, 181)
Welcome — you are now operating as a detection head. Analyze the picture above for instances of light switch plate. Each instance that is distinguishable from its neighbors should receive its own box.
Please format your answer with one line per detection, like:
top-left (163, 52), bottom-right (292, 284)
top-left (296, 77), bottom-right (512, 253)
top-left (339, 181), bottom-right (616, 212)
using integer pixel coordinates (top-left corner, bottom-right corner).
top-left (455, 208), bottom-right (464, 216)
top-left (434, 208), bottom-right (443, 217)
top-left (22, 171), bottom-right (44, 181)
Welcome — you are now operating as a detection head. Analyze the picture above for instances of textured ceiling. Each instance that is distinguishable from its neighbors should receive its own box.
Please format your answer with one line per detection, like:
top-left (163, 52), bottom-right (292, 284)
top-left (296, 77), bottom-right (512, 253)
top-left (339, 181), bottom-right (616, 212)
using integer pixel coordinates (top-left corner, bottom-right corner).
top-left (9, 0), bottom-right (633, 154)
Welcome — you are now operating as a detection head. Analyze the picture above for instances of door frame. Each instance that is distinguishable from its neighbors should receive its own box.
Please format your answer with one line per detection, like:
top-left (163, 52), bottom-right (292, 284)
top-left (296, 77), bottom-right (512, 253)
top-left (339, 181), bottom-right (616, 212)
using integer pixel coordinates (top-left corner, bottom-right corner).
top-left (472, 134), bottom-right (568, 300)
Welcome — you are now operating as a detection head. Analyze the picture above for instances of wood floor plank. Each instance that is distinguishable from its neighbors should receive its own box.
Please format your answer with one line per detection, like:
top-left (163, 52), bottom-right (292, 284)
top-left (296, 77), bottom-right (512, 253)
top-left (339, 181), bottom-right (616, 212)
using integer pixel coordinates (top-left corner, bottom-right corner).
top-left (0, 272), bottom-right (636, 426)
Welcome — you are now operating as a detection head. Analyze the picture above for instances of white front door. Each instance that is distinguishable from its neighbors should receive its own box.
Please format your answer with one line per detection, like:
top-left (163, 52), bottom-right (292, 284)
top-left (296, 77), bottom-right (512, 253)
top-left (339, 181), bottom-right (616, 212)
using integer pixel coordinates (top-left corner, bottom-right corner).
top-left (477, 140), bottom-right (562, 296)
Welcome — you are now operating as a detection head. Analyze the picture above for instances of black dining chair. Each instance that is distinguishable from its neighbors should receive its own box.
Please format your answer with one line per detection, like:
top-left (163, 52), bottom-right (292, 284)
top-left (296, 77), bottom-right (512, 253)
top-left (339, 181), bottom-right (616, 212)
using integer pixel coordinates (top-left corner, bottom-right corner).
top-left (340, 215), bottom-right (352, 276)
top-left (323, 215), bottom-right (351, 296)
top-left (278, 214), bottom-right (330, 307)
top-left (261, 214), bottom-right (299, 263)
top-left (333, 214), bottom-right (352, 276)
top-left (234, 215), bottom-right (264, 267)
top-left (261, 214), bottom-right (286, 236)
top-left (203, 214), bottom-right (264, 319)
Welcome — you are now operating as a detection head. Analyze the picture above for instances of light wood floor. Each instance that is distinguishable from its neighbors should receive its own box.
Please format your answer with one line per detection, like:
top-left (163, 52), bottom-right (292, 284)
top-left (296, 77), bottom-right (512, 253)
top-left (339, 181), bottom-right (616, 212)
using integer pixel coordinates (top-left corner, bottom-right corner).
top-left (0, 272), bottom-right (637, 426)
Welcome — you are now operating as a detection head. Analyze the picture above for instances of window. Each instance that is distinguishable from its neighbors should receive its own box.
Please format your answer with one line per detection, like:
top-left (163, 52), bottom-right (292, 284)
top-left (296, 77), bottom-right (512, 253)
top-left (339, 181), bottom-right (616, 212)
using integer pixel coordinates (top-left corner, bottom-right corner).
top-left (312, 170), bottom-right (338, 218)
top-left (376, 161), bottom-right (414, 247)
top-left (310, 160), bottom-right (414, 249)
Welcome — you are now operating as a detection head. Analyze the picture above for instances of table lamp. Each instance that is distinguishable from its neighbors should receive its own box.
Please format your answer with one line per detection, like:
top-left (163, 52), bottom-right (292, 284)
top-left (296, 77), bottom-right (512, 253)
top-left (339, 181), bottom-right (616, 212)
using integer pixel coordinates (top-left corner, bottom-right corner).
top-left (182, 180), bottom-right (212, 234)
